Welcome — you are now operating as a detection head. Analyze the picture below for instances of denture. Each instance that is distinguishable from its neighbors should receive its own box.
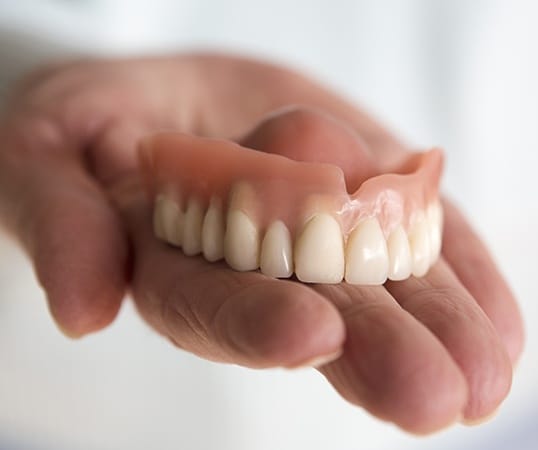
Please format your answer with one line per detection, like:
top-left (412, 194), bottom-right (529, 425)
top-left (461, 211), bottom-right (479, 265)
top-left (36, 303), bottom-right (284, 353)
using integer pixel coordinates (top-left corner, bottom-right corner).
top-left (139, 132), bottom-right (443, 285)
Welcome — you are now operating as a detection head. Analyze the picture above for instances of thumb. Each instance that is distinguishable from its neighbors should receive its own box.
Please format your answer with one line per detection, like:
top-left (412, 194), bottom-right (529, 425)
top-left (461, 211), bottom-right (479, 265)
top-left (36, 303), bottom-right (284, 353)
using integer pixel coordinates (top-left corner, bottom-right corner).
top-left (0, 121), bottom-right (128, 337)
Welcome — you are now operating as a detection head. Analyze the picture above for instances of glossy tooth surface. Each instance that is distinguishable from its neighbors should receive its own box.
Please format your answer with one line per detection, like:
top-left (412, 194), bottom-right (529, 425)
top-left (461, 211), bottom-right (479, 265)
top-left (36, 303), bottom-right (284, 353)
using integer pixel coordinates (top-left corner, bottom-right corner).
top-left (154, 194), bottom-right (182, 246)
top-left (224, 210), bottom-right (260, 271)
top-left (409, 212), bottom-right (431, 277)
top-left (201, 197), bottom-right (225, 262)
top-left (295, 214), bottom-right (344, 284)
top-left (345, 218), bottom-right (389, 285)
top-left (427, 201), bottom-right (443, 264)
top-left (387, 225), bottom-right (412, 281)
top-left (182, 198), bottom-right (204, 256)
top-left (260, 220), bottom-right (294, 278)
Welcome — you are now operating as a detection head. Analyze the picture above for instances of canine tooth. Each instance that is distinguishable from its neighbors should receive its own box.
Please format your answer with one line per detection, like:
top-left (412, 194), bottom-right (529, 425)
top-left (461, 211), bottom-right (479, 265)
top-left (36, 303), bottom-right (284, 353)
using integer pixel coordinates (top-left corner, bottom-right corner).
top-left (202, 197), bottom-right (225, 262)
top-left (224, 210), bottom-right (260, 271)
top-left (387, 225), bottom-right (412, 281)
top-left (409, 212), bottom-right (431, 277)
top-left (182, 198), bottom-right (204, 256)
top-left (427, 201), bottom-right (443, 264)
top-left (260, 220), bottom-right (293, 278)
top-left (295, 214), bottom-right (344, 283)
top-left (345, 218), bottom-right (389, 285)
top-left (154, 194), bottom-right (182, 246)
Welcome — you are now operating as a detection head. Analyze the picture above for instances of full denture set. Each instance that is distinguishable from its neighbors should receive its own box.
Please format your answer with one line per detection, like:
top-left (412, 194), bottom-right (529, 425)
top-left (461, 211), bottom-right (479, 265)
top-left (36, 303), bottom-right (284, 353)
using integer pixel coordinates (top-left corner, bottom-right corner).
top-left (140, 132), bottom-right (444, 285)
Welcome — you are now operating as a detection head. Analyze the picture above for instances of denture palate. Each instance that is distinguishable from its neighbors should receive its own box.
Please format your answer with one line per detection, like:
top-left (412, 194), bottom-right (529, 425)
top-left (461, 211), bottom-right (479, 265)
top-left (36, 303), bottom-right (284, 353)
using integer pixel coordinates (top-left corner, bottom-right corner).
top-left (140, 133), bottom-right (444, 285)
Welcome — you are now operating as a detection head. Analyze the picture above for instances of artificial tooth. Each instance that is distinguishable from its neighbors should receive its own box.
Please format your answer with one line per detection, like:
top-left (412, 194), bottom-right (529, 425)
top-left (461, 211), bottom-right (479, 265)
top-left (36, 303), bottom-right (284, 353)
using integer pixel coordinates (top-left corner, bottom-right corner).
top-left (154, 194), bottom-right (182, 246)
top-left (387, 225), bottom-right (412, 281)
top-left (202, 197), bottom-right (225, 262)
top-left (260, 220), bottom-right (294, 278)
top-left (409, 212), bottom-right (431, 277)
top-left (427, 201), bottom-right (443, 264)
top-left (224, 210), bottom-right (260, 271)
top-left (345, 218), bottom-right (389, 285)
top-left (182, 198), bottom-right (204, 256)
top-left (294, 214), bottom-right (344, 284)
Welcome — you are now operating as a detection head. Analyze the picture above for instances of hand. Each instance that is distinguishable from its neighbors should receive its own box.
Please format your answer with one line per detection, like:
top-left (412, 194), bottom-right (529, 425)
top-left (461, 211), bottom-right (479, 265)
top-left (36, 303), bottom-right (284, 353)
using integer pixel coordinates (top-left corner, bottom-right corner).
top-left (0, 55), bottom-right (524, 434)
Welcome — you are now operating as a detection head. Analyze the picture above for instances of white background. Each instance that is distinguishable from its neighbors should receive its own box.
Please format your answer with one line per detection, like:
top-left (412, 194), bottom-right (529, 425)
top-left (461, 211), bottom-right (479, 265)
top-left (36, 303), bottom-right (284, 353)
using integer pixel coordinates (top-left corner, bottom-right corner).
top-left (0, 1), bottom-right (537, 449)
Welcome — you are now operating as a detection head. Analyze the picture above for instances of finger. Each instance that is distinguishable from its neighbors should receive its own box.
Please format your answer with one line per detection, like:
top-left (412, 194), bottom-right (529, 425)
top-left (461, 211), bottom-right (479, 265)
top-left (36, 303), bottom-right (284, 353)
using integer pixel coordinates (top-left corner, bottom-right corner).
top-left (441, 198), bottom-right (524, 364)
top-left (115, 182), bottom-right (345, 368)
top-left (241, 106), bottom-right (380, 192)
top-left (195, 55), bottom-right (406, 167)
top-left (0, 123), bottom-right (127, 337)
top-left (385, 260), bottom-right (513, 422)
top-left (314, 283), bottom-right (467, 435)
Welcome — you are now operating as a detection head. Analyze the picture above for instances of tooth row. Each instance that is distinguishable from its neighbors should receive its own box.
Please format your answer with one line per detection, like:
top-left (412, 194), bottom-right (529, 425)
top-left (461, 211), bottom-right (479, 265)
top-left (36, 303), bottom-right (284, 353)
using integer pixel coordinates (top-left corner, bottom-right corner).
top-left (153, 194), bottom-right (443, 285)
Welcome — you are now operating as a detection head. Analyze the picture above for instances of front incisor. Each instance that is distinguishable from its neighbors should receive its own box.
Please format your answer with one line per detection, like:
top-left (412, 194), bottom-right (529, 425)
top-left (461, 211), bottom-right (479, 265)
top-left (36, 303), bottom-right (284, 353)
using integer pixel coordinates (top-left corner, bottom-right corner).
top-left (260, 220), bottom-right (294, 278)
top-left (345, 217), bottom-right (389, 285)
top-left (294, 214), bottom-right (345, 283)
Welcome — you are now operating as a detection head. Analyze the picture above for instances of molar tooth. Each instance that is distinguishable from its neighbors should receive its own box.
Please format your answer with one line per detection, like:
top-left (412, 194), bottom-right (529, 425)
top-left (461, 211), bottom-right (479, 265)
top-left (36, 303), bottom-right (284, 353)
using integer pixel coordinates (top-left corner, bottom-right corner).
top-left (260, 220), bottom-right (293, 278)
top-left (224, 210), bottom-right (260, 271)
top-left (345, 218), bottom-right (389, 285)
top-left (387, 225), bottom-right (412, 281)
top-left (294, 214), bottom-right (344, 284)
top-left (427, 201), bottom-right (443, 264)
top-left (154, 194), bottom-right (182, 246)
top-left (182, 197), bottom-right (204, 256)
top-left (409, 211), bottom-right (431, 277)
top-left (202, 197), bottom-right (225, 262)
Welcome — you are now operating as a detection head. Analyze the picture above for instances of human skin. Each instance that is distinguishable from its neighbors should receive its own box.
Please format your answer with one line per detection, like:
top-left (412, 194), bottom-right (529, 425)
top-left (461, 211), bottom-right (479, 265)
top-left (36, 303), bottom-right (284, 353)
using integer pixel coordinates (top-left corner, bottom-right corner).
top-left (0, 55), bottom-right (524, 434)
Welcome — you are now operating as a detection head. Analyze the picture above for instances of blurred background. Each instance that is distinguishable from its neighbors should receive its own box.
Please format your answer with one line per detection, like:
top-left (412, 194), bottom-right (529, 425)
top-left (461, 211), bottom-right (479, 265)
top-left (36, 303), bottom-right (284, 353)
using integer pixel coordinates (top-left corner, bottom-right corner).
top-left (0, 0), bottom-right (536, 449)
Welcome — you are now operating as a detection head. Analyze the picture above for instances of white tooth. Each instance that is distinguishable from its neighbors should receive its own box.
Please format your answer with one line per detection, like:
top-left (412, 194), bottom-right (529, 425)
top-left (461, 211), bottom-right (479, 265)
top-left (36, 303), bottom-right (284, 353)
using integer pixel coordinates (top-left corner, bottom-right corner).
top-left (182, 198), bottom-right (204, 256)
top-left (387, 225), bottom-right (412, 281)
top-left (427, 201), bottom-right (443, 264)
top-left (224, 210), bottom-right (260, 271)
top-left (202, 197), bottom-right (225, 262)
top-left (409, 212), bottom-right (431, 277)
top-left (295, 214), bottom-right (344, 283)
top-left (260, 220), bottom-right (294, 278)
top-left (345, 218), bottom-right (389, 285)
top-left (154, 194), bottom-right (182, 246)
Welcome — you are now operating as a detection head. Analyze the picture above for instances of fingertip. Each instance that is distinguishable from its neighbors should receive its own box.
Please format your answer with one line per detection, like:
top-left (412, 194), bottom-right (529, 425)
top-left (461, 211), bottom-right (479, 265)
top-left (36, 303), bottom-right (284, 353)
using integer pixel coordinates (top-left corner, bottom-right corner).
top-left (460, 340), bottom-right (513, 423)
top-left (373, 348), bottom-right (468, 435)
top-left (323, 297), bottom-right (469, 435)
top-left (27, 185), bottom-right (129, 338)
top-left (396, 371), bottom-right (467, 435)
top-left (47, 284), bottom-right (124, 338)
top-left (218, 281), bottom-right (346, 368)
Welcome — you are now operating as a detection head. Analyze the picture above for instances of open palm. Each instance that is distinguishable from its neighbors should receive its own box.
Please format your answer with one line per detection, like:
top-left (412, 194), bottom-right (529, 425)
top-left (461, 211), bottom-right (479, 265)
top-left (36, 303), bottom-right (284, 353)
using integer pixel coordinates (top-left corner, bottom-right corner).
top-left (0, 55), bottom-right (523, 434)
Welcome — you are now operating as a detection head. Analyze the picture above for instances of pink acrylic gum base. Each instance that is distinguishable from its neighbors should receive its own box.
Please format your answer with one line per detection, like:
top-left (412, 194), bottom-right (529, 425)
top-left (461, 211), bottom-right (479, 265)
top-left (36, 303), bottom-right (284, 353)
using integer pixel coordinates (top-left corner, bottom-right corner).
top-left (139, 132), bottom-right (443, 240)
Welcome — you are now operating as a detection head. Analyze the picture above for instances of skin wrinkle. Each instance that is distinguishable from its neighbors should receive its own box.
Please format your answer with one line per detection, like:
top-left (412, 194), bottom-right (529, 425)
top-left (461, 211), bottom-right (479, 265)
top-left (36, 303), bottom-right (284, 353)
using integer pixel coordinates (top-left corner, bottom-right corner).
top-left (212, 282), bottom-right (282, 363)
top-left (386, 263), bottom-right (512, 420)
top-left (440, 198), bottom-right (525, 365)
top-left (319, 299), bottom-right (466, 433)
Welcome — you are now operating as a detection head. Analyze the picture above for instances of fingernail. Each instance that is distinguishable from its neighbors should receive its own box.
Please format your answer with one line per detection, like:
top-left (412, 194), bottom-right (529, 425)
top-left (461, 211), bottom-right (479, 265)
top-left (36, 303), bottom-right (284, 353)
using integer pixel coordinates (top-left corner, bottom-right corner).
top-left (460, 407), bottom-right (500, 426)
top-left (286, 348), bottom-right (343, 370)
